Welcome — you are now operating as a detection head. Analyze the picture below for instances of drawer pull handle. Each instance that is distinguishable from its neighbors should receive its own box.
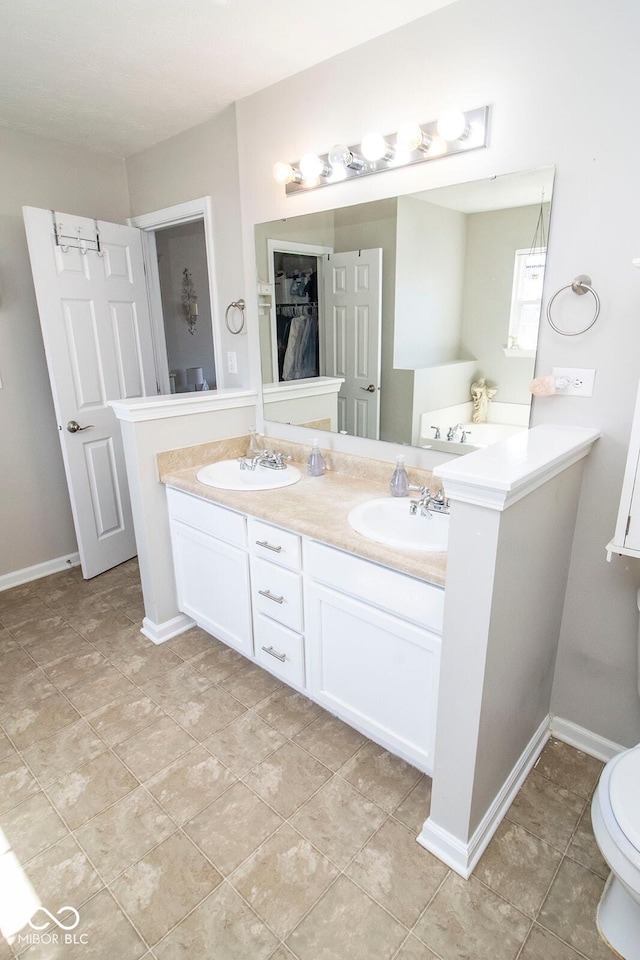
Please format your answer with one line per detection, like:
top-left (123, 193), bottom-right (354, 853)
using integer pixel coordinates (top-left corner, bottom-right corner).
top-left (261, 645), bottom-right (287, 663)
top-left (256, 539), bottom-right (283, 553)
top-left (258, 589), bottom-right (285, 604)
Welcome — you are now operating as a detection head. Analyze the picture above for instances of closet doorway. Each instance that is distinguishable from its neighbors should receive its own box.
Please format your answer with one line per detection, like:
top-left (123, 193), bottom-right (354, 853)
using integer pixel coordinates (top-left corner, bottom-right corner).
top-left (268, 239), bottom-right (331, 384)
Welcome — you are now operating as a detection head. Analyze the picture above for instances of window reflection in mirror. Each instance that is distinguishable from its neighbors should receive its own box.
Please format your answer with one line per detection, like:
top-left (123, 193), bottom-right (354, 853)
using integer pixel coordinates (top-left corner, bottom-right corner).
top-left (255, 167), bottom-right (554, 455)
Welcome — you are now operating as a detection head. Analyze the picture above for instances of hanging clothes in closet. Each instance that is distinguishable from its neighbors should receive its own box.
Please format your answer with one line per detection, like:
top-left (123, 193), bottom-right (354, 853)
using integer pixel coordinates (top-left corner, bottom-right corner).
top-left (281, 305), bottom-right (319, 380)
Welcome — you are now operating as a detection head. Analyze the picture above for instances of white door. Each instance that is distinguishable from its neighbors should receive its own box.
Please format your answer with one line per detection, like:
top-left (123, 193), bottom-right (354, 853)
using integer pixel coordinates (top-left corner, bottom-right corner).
top-left (23, 206), bottom-right (157, 579)
top-left (323, 249), bottom-right (382, 439)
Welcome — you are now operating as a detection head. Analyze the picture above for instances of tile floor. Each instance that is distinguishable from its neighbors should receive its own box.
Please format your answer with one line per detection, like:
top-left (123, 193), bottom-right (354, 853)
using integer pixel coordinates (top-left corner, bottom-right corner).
top-left (0, 561), bottom-right (617, 960)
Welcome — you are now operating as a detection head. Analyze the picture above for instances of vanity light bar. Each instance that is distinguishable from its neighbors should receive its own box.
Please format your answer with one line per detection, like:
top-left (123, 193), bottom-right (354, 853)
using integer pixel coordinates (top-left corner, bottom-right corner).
top-left (274, 106), bottom-right (490, 195)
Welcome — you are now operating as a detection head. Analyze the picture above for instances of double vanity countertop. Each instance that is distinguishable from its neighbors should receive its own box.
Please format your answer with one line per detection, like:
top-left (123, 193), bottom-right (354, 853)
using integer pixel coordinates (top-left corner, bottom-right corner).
top-left (158, 436), bottom-right (447, 588)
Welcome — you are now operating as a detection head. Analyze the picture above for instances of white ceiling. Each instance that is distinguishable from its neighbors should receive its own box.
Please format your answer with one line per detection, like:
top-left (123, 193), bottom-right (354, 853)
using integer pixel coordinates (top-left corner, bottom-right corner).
top-left (414, 167), bottom-right (555, 213)
top-left (0, 0), bottom-right (456, 157)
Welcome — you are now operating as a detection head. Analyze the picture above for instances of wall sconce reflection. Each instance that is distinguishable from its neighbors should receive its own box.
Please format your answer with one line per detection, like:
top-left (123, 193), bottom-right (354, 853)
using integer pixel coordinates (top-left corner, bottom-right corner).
top-left (181, 267), bottom-right (198, 335)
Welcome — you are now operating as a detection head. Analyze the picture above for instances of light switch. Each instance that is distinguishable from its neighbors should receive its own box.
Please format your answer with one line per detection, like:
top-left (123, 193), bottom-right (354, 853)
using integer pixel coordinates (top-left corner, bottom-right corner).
top-left (227, 351), bottom-right (238, 375)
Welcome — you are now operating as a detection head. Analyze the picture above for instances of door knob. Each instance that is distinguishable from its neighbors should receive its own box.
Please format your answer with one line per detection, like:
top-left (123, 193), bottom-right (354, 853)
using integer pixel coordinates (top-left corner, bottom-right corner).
top-left (66, 420), bottom-right (94, 433)
top-left (360, 384), bottom-right (376, 393)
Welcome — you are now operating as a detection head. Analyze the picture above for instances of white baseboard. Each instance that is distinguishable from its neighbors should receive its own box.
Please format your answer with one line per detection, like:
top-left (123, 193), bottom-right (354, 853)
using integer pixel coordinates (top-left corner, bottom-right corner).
top-left (417, 715), bottom-right (550, 878)
top-left (141, 614), bottom-right (195, 645)
top-left (0, 552), bottom-right (81, 592)
top-left (550, 715), bottom-right (625, 762)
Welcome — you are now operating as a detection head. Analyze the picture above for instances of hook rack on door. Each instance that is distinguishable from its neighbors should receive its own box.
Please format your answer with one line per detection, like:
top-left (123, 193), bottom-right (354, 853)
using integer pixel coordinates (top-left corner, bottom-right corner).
top-left (51, 211), bottom-right (102, 255)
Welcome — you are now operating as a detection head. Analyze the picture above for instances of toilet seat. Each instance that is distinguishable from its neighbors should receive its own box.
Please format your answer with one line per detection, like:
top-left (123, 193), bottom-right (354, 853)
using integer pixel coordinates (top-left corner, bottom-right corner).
top-left (610, 747), bottom-right (640, 854)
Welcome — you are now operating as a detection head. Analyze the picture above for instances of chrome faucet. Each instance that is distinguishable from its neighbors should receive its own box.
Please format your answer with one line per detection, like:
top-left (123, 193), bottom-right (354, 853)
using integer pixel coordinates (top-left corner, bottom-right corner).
top-left (446, 423), bottom-right (463, 442)
top-left (408, 485), bottom-right (450, 517)
top-left (237, 451), bottom-right (291, 471)
top-left (431, 425), bottom-right (441, 439)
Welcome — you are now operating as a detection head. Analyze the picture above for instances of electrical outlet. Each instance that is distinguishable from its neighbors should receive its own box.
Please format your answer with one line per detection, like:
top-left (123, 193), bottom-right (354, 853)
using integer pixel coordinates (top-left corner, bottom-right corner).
top-left (552, 367), bottom-right (596, 397)
top-left (227, 351), bottom-right (238, 375)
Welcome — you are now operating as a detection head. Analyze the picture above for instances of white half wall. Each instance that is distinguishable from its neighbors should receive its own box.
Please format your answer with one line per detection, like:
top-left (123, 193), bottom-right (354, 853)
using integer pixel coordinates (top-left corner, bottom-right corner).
top-left (111, 392), bottom-right (256, 637)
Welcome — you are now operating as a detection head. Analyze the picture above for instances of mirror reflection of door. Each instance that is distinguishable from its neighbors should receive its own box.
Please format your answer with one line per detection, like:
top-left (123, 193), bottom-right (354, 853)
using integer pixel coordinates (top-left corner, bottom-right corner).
top-left (155, 220), bottom-right (216, 393)
top-left (322, 248), bottom-right (382, 440)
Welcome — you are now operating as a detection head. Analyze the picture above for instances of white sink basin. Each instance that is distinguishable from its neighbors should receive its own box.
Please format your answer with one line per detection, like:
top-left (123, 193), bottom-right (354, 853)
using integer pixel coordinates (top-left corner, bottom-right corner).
top-left (196, 459), bottom-right (301, 491)
top-left (348, 497), bottom-right (449, 552)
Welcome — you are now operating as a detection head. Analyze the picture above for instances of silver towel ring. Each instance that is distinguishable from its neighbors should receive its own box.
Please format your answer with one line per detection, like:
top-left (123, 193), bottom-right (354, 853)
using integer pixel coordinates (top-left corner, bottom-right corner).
top-left (546, 274), bottom-right (600, 336)
top-left (225, 299), bottom-right (246, 335)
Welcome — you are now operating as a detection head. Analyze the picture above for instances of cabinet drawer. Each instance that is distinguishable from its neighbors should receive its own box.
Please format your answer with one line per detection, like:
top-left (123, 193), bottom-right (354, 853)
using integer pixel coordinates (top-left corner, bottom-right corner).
top-left (254, 615), bottom-right (304, 687)
top-left (304, 540), bottom-right (444, 634)
top-left (248, 518), bottom-right (301, 571)
top-left (251, 557), bottom-right (303, 632)
top-left (167, 487), bottom-right (246, 548)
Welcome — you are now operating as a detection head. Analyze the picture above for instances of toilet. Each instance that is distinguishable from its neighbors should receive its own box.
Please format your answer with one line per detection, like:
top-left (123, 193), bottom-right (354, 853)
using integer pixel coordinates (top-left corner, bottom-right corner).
top-left (592, 744), bottom-right (640, 959)
top-left (590, 587), bottom-right (640, 960)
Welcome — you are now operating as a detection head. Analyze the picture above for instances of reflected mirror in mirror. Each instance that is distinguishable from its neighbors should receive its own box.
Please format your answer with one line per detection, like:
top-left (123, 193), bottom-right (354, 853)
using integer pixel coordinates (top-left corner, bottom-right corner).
top-left (255, 166), bottom-right (554, 454)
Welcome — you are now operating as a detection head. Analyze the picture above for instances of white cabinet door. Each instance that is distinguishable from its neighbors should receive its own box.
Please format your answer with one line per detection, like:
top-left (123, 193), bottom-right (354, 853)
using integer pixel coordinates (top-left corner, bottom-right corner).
top-left (170, 519), bottom-right (252, 656)
top-left (306, 582), bottom-right (440, 774)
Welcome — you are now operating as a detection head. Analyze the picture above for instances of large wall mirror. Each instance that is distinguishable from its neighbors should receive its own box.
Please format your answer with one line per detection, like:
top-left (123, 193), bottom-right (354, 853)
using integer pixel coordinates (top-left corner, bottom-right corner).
top-left (255, 166), bottom-right (554, 454)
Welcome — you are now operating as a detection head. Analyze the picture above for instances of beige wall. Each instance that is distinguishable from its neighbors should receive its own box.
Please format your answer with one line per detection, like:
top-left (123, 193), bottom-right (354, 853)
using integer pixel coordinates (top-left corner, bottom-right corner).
top-left (235, 0), bottom-right (640, 747)
top-left (0, 128), bottom-right (130, 578)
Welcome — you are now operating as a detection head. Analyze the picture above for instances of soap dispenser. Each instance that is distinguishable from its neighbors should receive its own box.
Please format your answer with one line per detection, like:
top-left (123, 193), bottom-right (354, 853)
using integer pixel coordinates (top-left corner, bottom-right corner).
top-left (307, 439), bottom-right (325, 477)
top-left (248, 427), bottom-right (263, 456)
top-left (390, 455), bottom-right (409, 497)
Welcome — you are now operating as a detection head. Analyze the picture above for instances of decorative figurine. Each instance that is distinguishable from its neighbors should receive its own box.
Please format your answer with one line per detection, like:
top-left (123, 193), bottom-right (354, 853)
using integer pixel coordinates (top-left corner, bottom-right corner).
top-left (471, 378), bottom-right (497, 423)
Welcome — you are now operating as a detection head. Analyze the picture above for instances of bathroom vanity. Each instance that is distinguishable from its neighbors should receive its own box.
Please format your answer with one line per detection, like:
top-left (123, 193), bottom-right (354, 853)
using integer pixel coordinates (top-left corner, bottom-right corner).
top-left (156, 424), bottom-right (600, 879)
top-left (164, 459), bottom-right (445, 774)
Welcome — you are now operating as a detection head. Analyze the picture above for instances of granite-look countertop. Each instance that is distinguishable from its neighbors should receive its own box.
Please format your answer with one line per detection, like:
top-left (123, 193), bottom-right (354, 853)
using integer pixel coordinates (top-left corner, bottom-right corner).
top-left (159, 440), bottom-right (447, 588)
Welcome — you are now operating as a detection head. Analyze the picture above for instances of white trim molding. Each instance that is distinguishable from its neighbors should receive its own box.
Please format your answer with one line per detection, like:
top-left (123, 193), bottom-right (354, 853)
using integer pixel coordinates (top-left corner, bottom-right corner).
top-left (551, 715), bottom-right (625, 762)
top-left (418, 712), bottom-right (625, 878)
top-left (0, 552), bottom-right (81, 592)
top-left (417, 716), bottom-right (550, 878)
top-left (435, 424), bottom-right (600, 511)
top-left (109, 389), bottom-right (257, 423)
top-left (141, 614), bottom-right (195, 645)
top-left (263, 377), bottom-right (344, 403)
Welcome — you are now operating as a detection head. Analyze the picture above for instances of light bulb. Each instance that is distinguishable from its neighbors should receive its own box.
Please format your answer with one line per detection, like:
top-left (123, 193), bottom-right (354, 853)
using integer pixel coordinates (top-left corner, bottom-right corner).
top-left (437, 108), bottom-right (470, 142)
top-left (299, 153), bottom-right (329, 180)
top-left (328, 143), bottom-right (365, 171)
top-left (397, 122), bottom-right (432, 152)
top-left (272, 161), bottom-right (298, 185)
top-left (328, 143), bottom-right (351, 168)
top-left (361, 132), bottom-right (393, 162)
